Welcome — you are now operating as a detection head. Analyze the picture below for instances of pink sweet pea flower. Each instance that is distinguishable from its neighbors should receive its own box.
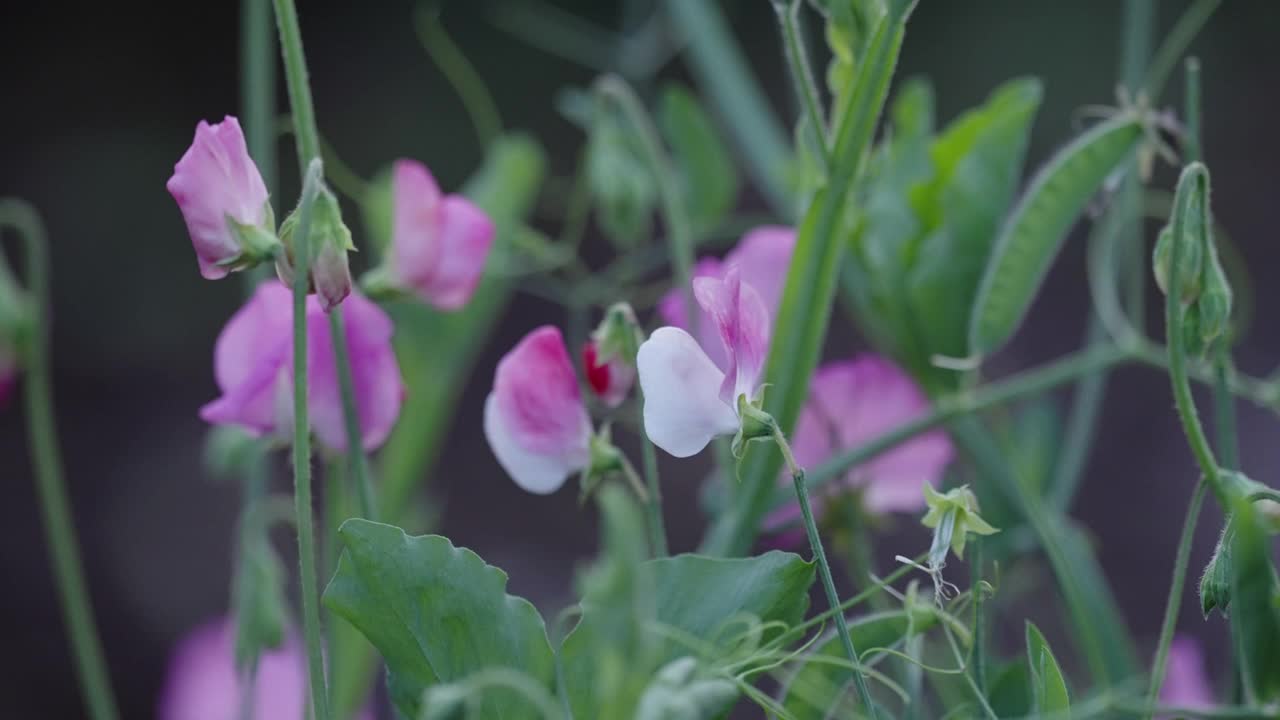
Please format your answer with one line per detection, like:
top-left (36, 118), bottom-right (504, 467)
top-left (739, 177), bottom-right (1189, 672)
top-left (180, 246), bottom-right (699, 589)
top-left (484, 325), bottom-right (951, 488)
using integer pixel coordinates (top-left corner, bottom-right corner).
top-left (167, 116), bottom-right (274, 280)
top-left (200, 280), bottom-right (403, 452)
top-left (583, 338), bottom-right (635, 408)
top-left (384, 159), bottom-right (495, 310)
top-left (658, 225), bottom-right (794, 370)
top-left (638, 266), bottom-right (769, 458)
top-left (1159, 635), bottom-right (1215, 716)
top-left (484, 326), bottom-right (593, 494)
top-left (159, 617), bottom-right (370, 720)
top-left (763, 356), bottom-right (953, 540)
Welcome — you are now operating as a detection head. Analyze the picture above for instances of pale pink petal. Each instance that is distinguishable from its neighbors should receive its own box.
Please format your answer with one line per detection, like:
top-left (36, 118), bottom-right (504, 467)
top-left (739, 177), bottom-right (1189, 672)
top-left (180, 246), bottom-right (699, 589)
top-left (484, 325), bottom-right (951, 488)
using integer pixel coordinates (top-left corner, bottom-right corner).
top-left (693, 266), bottom-right (770, 406)
top-left (199, 282), bottom-right (292, 435)
top-left (308, 290), bottom-right (403, 452)
top-left (583, 339), bottom-right (636, 408)
top-left (637, 327), bottom-right (739, 458)
top-left (658, 258), bottom-right (724, 369)
top-left (166, 116), bottom-right (270, 279)
top-left (765, 355), bottom-right (952, 541)
top-left (726, 225), bottom-right (796, 315)
top-left (1159, 635), bottom-right (1215, 715)
top-left (658, 226), bottom-right (795, 373)
top-left (159, 617), bottom-right (372, 720)
top-left (389, 159), bottom-right (494, 310)
top-left (486, 326), bottom-right (592, 493)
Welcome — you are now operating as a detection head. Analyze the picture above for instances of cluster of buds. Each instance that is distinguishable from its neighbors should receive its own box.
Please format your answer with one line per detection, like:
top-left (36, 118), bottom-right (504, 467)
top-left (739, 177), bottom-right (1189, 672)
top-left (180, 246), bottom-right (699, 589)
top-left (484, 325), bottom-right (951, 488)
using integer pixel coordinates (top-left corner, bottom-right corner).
top-left (1152, 175), bottom-right (1233, 356)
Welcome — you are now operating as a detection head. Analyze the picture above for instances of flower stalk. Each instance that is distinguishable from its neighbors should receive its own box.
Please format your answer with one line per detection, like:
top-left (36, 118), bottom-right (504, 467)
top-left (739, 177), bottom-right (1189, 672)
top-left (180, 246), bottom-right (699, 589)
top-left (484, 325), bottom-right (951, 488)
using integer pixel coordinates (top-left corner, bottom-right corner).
top-left (2, 199), bottom-right (120, 720)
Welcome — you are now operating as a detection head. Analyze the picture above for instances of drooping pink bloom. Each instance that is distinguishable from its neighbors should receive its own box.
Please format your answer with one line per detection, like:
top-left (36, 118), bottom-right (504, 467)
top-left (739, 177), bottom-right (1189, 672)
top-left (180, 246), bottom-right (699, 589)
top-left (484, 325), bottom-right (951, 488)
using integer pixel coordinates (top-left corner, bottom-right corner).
top-left (167, 116), bottom-right (272, 280)
top-left (638, 266), bottom-right (770, 458)
top-left (200, 280), bottom-right (404, 451)
top-left (658, 225), bottom-right (794, 370)
top-left (763, 356), bottom-right (953, 539)
top-left (384, 159), bottom-right (495, 310)
top-left (1158, 635), bottom-right (1215, 716)
top-left (159, 617), bottom-right (370, 720)
top-left (583, 339), bottom-right (635, 408)
top-left (485, 326), bottom-right (593, 494)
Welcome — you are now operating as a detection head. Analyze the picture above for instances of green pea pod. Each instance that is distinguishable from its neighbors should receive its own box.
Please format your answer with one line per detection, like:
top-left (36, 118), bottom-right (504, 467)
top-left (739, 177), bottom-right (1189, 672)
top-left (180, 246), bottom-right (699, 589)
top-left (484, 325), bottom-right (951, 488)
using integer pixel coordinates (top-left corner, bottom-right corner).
top-left (1198, 246), bottom-right (1233, 346)
top-left (969, 113), bottom-right (1145, 357)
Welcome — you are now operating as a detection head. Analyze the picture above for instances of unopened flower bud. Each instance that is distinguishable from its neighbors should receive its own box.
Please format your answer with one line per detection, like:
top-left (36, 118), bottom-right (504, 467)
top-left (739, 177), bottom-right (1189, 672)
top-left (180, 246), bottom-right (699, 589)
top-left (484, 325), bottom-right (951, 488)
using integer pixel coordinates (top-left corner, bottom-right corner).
top-left (1196, 249), bottom-right (1233, 347)
top-left (167, 116), bottom-right (280, 279)
top-left (1153, 224), bottom-right (1203, 303)
top-left (1200, 524), bottom-right (1233, 618)
top-left (583, 302), bottom-right (643, 408)
top-left (275, 185), bottom-right (354, 312)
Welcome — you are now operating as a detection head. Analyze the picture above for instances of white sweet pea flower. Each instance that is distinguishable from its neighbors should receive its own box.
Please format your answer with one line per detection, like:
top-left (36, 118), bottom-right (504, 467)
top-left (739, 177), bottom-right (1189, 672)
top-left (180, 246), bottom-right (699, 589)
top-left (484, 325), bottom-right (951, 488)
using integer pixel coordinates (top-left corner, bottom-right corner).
top-left (638, 265), bottom-right (770, 458)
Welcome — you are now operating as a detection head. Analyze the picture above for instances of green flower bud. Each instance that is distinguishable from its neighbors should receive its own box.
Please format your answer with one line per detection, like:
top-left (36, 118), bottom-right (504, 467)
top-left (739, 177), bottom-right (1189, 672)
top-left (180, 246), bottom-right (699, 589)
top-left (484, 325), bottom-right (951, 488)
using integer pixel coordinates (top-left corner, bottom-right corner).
top-left (232, 535), bottom-right (288, 670)
top-left (1152, 223), bottom-right (1203, 303)
top-left (588, 115), bottom-right (655, 246)
top-left (275, 185), bottom-right (354, 311)
top-left (1197, 248), bottom-right (1233, 347)
top-left (1200, 523), bottom-right (1234, 618)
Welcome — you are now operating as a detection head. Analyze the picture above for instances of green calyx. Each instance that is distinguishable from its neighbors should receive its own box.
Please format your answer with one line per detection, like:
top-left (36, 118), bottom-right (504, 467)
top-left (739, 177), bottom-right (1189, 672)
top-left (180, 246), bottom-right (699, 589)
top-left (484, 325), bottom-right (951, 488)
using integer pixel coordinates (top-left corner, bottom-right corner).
top-left (921, 484), bottom-right (998, 562)
top-left (224, 202), bottom-right (282, 273)
top-left (731, 391), bottom-right (775, 461)
top-left (591, 302), bottom-right (644, 367)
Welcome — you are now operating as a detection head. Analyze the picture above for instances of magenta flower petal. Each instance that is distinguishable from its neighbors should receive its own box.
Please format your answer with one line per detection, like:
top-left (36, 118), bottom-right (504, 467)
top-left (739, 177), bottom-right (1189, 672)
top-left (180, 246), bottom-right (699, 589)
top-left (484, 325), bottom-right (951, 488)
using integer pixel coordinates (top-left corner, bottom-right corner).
top-left (484, 326), bottom-right (592, 493)
top-left (693, 265), bottom-right (770, 407)
top-left (764, 355), bottom-right (953, 538)
top-left (307, 290), bottom-right (404, 452)
top-left (159, 617), bottom-right (370, 720)
top-left (201, 281), bottom-right (403, 451)
top-left (1159, 635), bottom-right (1214, 715)
top-left (389, 159), bottom-right (495, 310)
top-left (199, 282), bottom-right (292, 435)
top-left (167, 116), bottom-right (270, 280)
top-left (583, 339), bottom-right (636, 409)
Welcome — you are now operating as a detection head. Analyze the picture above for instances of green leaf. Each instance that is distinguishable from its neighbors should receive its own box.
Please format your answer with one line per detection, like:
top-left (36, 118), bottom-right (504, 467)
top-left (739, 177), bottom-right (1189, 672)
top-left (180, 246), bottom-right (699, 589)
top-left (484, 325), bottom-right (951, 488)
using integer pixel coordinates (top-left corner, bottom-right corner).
top-left (1228, 495), bottom-right (1280, 702)
top-left (323, 520), bottom-right (555, 720)
top-left (561, 551), bottom-right (815, 718)
top-left (1026, 621), bottom-right (1071, 715)
top-left (781, 608), bottom-right (940, 719)
top-left (987, 660), bottom-right (1032, 717)
top-left (658, 83), bottom-right (738, 236)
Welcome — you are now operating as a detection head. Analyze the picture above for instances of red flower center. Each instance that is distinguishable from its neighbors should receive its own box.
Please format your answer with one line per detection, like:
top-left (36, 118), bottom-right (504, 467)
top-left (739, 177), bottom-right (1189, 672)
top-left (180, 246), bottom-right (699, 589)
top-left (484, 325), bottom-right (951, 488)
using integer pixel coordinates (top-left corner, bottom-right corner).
top-left (582, 342), bottom-right (611, 396)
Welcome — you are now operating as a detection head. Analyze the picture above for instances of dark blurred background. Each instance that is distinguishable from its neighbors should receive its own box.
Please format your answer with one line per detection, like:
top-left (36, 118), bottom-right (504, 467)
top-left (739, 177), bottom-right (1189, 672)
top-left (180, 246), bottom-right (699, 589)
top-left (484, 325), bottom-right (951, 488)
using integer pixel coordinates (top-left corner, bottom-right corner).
top-left (2, 1), bottom-right (1279, 717)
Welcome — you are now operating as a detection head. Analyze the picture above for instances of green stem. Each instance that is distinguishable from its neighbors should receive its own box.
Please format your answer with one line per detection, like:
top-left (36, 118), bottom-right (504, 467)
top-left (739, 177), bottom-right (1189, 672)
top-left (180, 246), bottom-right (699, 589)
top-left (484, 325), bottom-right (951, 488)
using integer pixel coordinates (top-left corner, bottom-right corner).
top-left (773, 0), bottom-right (830, 170)
top-left (286, 160), bottom-right (331, 720)
top-left (274, 0), bottom-right (321, 174)
top-left (969, 536), bottom-right (986, 696)
top-left (773, 426), bottom-right (875, 718)
top-left (662, 0), bottom-right (793, 218)
top-left (415, 5), bottom-right (503, 149)
top-left (594, 75), bottom-right (697, 339)
top-left (1165, 167), bottom-right (1222, 498)
top-left (326, 311), bottom-right (376, 520)
top-left (637, 400), bottom-right (668, 557)
top-left (242, 0), bottom-right (277, 202)
top-left (1144, 0), bottom-right (1223, 99)
top-left (1143, 477), bottom-right (1208, 719)
top-left (2, 200), bottom-right (119, 720)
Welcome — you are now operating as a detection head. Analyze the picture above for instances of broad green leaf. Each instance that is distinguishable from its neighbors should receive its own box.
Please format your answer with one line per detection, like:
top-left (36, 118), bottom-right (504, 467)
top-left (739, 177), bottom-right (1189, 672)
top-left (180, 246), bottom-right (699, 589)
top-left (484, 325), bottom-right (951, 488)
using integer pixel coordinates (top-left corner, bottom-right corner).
top-left (987, 660), bottom-right (1033, 717)
top-left (658, 83), bottom-right (738, 235)
top-left (561, 551), bottom-right (815, 718)
top-left (701, 0), bottom-right (910, 557)
top-left (781, 608), bottom-right (941, 719)
top-left (323, 520), bottom-right (555, 720)
top-left (1228, 495), bottom-right (1280, 701)
top-left (1026, 621), bottom-right (1070, 715)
